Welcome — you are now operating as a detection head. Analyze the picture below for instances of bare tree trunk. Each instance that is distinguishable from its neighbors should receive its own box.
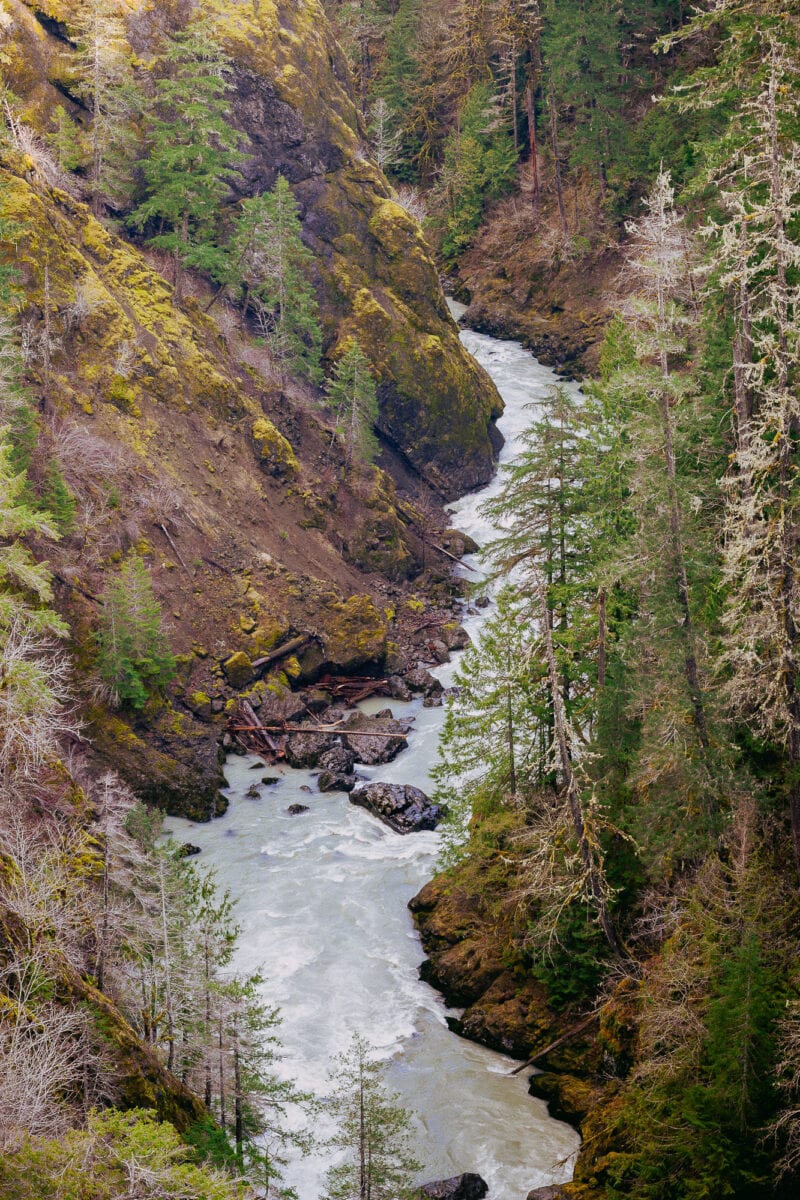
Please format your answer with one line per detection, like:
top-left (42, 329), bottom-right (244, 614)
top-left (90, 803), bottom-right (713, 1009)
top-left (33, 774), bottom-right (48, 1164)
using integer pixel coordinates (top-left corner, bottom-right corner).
top-left (658, 387), bottom-right (710, 754)
top-left (233, 1009), bottom-right (244, 1165)
top-left (359, 1066), bottom-right (367, 1200)
top-left (547, 69), bottom-right (568, 236)
top-left (655, 235), bottom-right (710, 756)
top-left (506, 683), bottom-right (517, 795)
top-left (526, 82), bottom-right (539, 214)
top-left (597, 587), bottom-right (607, 690)
top-left (158, 860), bottom-right (175, 1071)
top-left (42, 259), bottom-right (52, 413)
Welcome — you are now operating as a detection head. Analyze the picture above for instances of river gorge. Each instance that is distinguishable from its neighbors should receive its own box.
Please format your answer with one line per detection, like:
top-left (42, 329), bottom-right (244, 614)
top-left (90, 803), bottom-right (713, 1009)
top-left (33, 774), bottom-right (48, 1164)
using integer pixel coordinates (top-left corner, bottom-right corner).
top-left (164, 314), bottom-right (583, 1199)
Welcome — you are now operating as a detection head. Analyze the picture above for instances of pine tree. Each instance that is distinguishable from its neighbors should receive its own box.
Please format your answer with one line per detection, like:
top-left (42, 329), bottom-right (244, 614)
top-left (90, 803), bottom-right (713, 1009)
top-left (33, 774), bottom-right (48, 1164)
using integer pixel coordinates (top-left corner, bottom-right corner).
top-left (228, 176), bottom-right (322, 382)
top-left (326, 340), bottom-right (380, 466)
top-left (96, 552), bottom-right (175, 708)
top-left (323, 1033), bottom-right (421, 1200)
top-left (131, 16), bottom-right (244, 300)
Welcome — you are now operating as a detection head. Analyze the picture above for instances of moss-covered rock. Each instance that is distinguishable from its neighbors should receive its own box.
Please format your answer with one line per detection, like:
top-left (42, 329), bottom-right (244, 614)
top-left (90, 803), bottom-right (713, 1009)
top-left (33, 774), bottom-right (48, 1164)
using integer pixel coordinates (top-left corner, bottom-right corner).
top-left (87, 708), bottom-right (226, 822)
top-left (251, 416), bottom-right (299, 479)
top-left (322, 594), bottom-right (388, 673)
top-left (222, 650), bottom-right (256, 689)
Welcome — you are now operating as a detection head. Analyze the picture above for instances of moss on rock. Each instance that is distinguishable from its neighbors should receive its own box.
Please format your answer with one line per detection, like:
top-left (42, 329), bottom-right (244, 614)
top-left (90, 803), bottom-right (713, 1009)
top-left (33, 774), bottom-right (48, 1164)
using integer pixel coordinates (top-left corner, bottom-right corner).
top-left (323, 594), bottom-right (388, 673)
top-left (222, 650), bottom-right (256, 689)
top-left (251, 417), bottom-right (299, 479)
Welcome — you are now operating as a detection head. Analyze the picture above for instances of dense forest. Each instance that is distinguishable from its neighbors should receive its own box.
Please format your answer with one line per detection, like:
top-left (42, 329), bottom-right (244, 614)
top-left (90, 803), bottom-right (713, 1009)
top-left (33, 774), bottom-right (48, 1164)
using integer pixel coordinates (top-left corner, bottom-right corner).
top-left (1, 0), bottom-right (800, 1197)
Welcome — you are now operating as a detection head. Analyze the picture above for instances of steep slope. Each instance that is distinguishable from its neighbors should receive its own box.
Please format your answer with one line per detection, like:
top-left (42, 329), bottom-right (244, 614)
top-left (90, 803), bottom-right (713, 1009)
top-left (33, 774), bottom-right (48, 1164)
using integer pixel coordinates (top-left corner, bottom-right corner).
top-left (1, 163), bottom-right (450, 816)
top-left (6, 0), bottom-right (502, 496)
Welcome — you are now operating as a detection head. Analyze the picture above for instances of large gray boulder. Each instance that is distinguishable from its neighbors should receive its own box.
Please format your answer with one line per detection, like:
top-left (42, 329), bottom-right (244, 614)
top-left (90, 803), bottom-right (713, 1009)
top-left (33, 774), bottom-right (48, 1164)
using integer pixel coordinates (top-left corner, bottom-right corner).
top-left (417, 1174), bottom-right (488, 1200)
top-left (340, 711), bottom-right (409, 765)
top-left (350, 782), bottom-right (446, 834)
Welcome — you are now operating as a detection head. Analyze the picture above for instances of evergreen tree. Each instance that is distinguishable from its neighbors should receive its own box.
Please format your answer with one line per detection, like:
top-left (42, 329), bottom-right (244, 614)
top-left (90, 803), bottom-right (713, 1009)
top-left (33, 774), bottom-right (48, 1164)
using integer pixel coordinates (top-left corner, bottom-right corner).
top-left (326, 340), bottom-right (380, 466)
top-left (131, 16), bottom-right (244, 300)
top-left (432, 585), bottom-right (546, 864)
top-left (39, 460), bottom-right (76, 537)
top-left (437, 80), bottom-right (516, 262)
top-left (228, 176), bottom-right (323, 383)
top-left (707, 37), bottom-right (800, 879)
top-left (96, 552), bottom-right (175, 708)
top-left (323, 1033), bottom-right (421, 1200)
top-left (74, 0), bottom-right (139, 212)
top-left (46, 105), bottom-right (85, 176)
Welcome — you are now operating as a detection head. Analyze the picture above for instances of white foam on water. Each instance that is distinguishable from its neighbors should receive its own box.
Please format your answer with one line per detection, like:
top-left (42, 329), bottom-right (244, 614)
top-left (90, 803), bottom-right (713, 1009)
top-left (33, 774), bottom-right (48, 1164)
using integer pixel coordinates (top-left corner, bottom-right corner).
top-left (163, 316), bottom-right (582, 1199)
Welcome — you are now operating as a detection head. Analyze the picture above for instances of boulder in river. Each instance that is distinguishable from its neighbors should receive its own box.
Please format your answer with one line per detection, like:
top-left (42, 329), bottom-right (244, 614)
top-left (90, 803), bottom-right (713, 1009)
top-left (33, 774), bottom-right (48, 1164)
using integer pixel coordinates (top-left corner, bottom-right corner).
top-left (318, 770), bottom-right (358, 793)
top-left (404, 667), bottom-right (443, 698)
top-left (526, 1188), bottom-right (565, 1200)
top-left (388, 675), bottom-right (413, 702)
top-left (429, 639), bottom-right (451, 664)
top-left (284, 728), bottom-right (337, 768)
top-left (340, 711), bottom-right (409, 765)
top-left (319, 745), bottom-right (357, 774)
top-left (417, 1174), bottom-right (488, 1200)
top-left (287, 803), bottom-right (309, 815)
top-left (350, 782), bottom-right (446, 833)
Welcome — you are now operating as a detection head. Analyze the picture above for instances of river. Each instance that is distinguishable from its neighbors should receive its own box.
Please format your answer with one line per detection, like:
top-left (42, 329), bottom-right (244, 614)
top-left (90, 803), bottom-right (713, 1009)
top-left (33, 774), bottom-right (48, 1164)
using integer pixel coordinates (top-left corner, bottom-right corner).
top-left (163, 313), bottom-right (582, 1199)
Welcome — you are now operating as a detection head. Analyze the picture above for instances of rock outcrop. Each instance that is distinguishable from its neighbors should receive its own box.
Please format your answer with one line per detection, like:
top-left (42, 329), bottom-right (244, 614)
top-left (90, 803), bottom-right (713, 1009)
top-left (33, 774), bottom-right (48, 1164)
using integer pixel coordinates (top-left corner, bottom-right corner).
top-left (350, 782), bottom-right (444, 833)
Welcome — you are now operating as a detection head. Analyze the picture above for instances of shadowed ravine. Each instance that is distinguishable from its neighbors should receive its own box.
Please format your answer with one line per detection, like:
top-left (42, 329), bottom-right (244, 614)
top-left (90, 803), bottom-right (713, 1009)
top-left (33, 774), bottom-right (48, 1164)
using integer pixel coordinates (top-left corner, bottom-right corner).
top-left (164, 314), bottom-right (583, 1198)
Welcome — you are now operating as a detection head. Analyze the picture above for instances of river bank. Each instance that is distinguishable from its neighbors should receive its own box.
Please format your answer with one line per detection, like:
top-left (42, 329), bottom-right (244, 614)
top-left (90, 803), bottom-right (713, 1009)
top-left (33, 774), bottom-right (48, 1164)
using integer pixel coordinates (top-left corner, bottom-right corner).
top-left (163, 319), bottom-right (589, 1198)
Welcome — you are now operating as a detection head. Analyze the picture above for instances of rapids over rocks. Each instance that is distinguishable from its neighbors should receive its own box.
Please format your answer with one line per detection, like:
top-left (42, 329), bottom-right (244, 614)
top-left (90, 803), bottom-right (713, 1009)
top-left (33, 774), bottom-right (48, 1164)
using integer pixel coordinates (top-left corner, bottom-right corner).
top-left (164, 312), bottom-right (582, 1198)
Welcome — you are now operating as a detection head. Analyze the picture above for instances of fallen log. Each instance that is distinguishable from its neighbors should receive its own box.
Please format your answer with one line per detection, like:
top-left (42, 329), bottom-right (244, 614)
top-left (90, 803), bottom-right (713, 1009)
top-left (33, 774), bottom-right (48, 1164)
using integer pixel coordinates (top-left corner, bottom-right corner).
top-left (509, 1011), bottom-right (600, 1075)
top-left (428, 541), bottom-right (480, 572)
top-left (229, 724), bottom-right (406, 739)
top-left (251, 633), bottom-right (316, 671)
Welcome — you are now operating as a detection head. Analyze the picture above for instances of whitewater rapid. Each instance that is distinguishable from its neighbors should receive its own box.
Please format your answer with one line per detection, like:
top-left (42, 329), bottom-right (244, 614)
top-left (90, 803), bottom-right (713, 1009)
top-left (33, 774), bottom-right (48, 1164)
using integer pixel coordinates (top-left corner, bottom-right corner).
top-left (164, 314), bottom-right (582, 1199)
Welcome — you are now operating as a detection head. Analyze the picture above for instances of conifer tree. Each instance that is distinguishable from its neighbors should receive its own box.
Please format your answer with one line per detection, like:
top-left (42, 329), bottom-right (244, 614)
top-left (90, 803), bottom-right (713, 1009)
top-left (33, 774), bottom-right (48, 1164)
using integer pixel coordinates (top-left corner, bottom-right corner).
top-left (326, 340), bottom-right (380, 466)
top-left (323, 1033), bottom-right (421, 1200)
top-left (131, 16), bottom-right (244, 300)
top-left (40, 460), bottom-right (76, 537)
top-left (74, 0), bottom-right (139, 213)
top-left (228, 176), bottom-right (322, 382)
top-left (433, 586), bottom-right (546, 863)
top-left (96, 552), bottom-right (175, 708)
top-left (437, 80), bottom-right (516, 262)
top-left (709, 38), bottom-right (800, 876)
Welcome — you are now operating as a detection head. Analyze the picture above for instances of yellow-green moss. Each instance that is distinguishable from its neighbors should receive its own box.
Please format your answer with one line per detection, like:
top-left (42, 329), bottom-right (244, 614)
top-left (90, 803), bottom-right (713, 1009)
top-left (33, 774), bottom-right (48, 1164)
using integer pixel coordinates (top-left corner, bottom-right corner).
top-left (323, 594), bottom-right (387, 671)
top-left (251, 417), bottom-right (299, 480)
top-left (222, 651), bottom-right (255, 689)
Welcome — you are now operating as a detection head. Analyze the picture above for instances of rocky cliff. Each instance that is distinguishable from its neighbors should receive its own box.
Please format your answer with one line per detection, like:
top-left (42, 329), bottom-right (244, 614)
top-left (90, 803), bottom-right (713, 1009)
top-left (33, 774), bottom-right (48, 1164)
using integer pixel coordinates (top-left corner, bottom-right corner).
top-left (0, 0), bottom-right (503, 816)
top-left (8, 0), bottom-right (502, 495)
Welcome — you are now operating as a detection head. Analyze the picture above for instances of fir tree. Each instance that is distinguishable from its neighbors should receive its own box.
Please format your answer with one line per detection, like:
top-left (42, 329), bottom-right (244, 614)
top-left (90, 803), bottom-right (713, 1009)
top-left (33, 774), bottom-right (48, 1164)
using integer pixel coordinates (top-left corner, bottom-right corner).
top-left (437, 81), bottom-right (516, 263)
top-left (131, 16), bottom-right (244, 300)
top-left (228, 176), bottom-right (323, 382)
top-left (96, 552), bottom-right (175, 708)
top-left (74, 0), bottom-right (139, 213)
top-left (39, 460), bottom-right (76, 537)
top-left (323, 1033), bottom-right (421, 1200)
top-left (326, 340), bottom-right (380, 466)
top-left (432, 585), bottom-right (546, 864)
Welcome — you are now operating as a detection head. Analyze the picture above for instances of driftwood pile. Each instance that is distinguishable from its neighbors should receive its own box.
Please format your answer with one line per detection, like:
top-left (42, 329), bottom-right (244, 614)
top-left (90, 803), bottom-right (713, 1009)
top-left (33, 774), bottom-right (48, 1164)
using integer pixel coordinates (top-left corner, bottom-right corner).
top-left (227, 675), bottom-right (395, 760)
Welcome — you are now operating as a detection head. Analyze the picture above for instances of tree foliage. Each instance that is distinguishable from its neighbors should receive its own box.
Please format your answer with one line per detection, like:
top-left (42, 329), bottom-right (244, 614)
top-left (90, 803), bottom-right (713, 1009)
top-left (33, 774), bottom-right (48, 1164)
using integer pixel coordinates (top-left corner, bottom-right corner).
top-left (96, 552), bottom-right (175, 708)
